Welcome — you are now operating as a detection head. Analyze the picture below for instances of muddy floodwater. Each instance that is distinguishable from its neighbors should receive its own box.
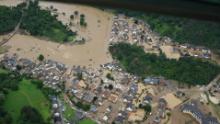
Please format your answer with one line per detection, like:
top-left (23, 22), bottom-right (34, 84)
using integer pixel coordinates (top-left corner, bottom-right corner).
top-left (2, 1), bottom-right (113, 68)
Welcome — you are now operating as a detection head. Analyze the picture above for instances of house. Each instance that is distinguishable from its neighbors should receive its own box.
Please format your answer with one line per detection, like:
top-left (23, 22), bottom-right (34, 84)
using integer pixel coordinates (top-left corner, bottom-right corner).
top-left (94, 96), bottom-right (103, 106)
top-left (102, 90), bottom-right (111, 98)
top-left (75, 111), bottom-right (85, 120)
top-left (126, 103), bottom-right (135, 112)
top-left (182, 102), bottom-right (220, 124)
top-left (175, 91), bottom-right (185, 98)
top-left (75, 92), bottom-right (84, 99)
top-left (158, 98), bottom-right (167, 108)
top-left (154, 116), bottom-right (161, 124)
top-left (129, 83), bottom-right (138, 94)
top-left (128, 109), bottom-right (145, 122)
top-left (114, 115), bottom-right (124, 124)
top-left (90, 105), bottom-right (97, 112)
top-left (158, 98), bottom-right (167, 118)
top-left (143, 77), bottom-right (160, 85)
top-left (106, 106), bottom-right (112, 112)
top-left (1, 54), bottom-right (18, 71)
top-left (123, 95), bottom-right (133, 103)
top-left (114, 111), bottom-right (128, 124)
top-left (90, 83), bottom-right (98, 91)
top-left (143, 95), bottom-right (153, 105)
top-left (78, 80), bottom-right (87, 89)
top-left (54, 113), bottom-right (62, 124)
top-left (82, 92), bottom-right (95, 103)
top-left (103, 115), bottom-right (109, 121)
top-left (108, 94), bottom-right (118, 103)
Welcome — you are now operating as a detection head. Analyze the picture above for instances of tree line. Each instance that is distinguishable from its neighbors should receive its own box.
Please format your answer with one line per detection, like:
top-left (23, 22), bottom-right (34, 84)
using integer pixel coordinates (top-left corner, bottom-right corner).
top-left (109, 43), bottom-right (220, 85)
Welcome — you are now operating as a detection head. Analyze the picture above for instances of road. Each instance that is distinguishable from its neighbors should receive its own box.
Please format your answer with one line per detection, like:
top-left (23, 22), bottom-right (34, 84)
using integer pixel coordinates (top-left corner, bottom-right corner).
top-left (205, 74), bottom-right (220, 91)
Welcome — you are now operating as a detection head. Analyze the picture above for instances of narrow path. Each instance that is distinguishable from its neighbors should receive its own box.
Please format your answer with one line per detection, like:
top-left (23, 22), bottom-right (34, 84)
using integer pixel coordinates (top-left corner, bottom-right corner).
top-left (20, 91), bottom-right (33, 106)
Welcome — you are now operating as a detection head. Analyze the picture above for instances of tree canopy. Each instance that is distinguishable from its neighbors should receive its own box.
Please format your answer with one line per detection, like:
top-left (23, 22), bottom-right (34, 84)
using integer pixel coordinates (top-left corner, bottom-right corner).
top-left (0, 5), bottom-right (22, 34)
top-left (20, 1), bottom-right (76, 42)
top-left (38, 54), bottom-right (45, 61)
top-left (19, 106), bottom-right (46, 124)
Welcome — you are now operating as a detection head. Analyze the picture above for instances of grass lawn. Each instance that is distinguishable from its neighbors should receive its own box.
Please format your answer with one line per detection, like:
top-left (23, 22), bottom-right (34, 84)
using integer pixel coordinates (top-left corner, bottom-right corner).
top-left (3, 78), bottom-right (51, 124)
top-left (0, 68), bottom-right (8, 73)
top-left (79, 119), bottom-right (96, 124)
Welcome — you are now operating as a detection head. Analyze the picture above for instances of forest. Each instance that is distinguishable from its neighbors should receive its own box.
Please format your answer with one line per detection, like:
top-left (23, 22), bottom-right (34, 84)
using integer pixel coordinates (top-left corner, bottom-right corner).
top-left (109, 43), bottom-right (220, 85)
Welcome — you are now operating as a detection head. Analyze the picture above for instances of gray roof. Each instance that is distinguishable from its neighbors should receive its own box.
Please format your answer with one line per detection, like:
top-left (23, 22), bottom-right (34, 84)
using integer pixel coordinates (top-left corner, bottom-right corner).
top-left (75, 111), bottom-right (84, 120)
top-left (182, 103), bottom-right (220, 124)
top-left (143, 96), bottom-right (153, 102)
top-left (129, 83), bottom-right (138, 94)
top-left (143, 77), bottom-right (160, 85)
top-left (82, 92), bottom-right (95, 103)
top-left (90, 105), bottom-right (97, 112)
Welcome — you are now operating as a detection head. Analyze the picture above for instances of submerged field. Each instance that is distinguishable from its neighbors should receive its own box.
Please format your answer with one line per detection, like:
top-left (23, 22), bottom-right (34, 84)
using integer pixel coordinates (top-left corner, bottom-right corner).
top-left (3, 78), bottom-right (51, 124)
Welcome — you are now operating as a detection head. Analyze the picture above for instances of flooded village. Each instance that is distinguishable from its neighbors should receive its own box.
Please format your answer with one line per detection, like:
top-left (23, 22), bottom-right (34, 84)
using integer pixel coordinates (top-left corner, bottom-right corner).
top-left (0, 0), bottom-right (220, 124)
top-left (109, 14), bottom-right (212, 60)
top-left (1, 52), bottom-right (219, 124)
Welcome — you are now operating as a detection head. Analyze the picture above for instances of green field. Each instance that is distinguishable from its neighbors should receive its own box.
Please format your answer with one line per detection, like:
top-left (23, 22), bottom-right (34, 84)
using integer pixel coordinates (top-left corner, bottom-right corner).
top-left (3, 78), bottom-right (51, 124)
top-left (0, 68), bottom-right (8, 73)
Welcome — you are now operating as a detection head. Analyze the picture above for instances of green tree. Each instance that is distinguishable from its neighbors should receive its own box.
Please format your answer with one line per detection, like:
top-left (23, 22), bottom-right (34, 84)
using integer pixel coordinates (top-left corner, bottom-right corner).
top-left (38, 54), bottom-right (44, 61)
top-left (74, 11), bottom-right (78, 16)
top-left (106, 73), bottom-right (114, 81)
top-left (70, 14), bottom-right (74, 20)
top-left (0, 5), bottom-right (22, 34)
top-left (19, 106), bottom-right (45, 124)
top-left (0, 93), bottom-right (5, 105)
